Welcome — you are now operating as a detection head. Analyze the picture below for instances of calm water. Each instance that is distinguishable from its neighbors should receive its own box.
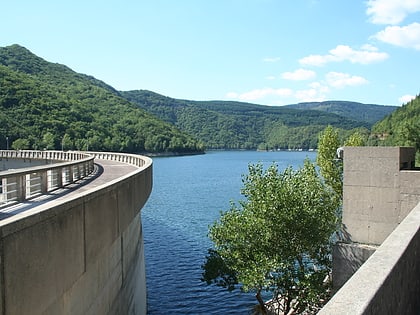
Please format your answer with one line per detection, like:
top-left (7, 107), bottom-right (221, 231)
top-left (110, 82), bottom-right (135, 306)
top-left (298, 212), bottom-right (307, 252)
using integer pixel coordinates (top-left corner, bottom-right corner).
top-left (141, 150), bottom-right (316, 314)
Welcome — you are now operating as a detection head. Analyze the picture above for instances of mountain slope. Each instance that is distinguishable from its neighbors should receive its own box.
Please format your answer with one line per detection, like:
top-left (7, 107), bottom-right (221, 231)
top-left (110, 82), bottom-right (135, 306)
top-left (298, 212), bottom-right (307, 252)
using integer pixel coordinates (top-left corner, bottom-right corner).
top-left (285, 101), bottom-right (396, 124)
top-left (371, 95), bottom-right (420, 162)
top-left (0, 44), bottom-right (204, 153)
top-left (121, 90), bottom-right (372, 150)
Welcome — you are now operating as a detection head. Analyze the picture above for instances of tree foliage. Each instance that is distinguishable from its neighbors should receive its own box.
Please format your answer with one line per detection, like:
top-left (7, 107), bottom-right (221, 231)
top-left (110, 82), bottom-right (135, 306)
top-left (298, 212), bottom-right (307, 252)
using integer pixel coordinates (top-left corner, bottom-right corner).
top-left (316, 126), bottom-right (342, 201)
top-left (285, 101), bottom-right (396, 125)
top-left (202, 160), bottom-right (337, 314)
top-left (370, 94), bottom-right (420, 165)
top-left (0, 44), bottom-right (204, 154)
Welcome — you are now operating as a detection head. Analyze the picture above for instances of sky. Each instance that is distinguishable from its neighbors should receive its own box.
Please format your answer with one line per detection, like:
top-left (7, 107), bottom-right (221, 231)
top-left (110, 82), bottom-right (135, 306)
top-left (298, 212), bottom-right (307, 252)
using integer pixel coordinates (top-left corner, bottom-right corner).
top-left (1, 0), bottom-right (419, 106)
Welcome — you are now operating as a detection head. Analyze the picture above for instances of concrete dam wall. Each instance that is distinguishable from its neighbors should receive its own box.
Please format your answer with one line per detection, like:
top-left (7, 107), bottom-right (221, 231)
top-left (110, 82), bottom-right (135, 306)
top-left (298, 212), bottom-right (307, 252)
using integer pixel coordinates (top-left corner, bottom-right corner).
top-left (0, 151), bottom-right (153, 315)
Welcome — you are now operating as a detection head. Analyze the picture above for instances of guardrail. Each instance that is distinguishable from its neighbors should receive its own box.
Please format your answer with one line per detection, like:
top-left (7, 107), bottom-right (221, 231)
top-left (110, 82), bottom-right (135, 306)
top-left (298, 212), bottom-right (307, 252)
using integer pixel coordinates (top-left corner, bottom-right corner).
top-left (0, 150), bottom-right (95, 207)
top-left (91, 151), bottom-right (149, 167)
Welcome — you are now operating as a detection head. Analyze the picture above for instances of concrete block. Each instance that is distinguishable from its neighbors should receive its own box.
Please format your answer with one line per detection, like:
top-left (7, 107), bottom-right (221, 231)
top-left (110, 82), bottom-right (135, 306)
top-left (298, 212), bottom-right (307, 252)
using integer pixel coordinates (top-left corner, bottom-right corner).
top-left (400, 196), bottom-right (420, 221)
top-left (0, 251), bottom-right (3, 315)
top-left (400, 170), bottom-right (420, 195)
top-left (110, 229), bottom-right (147, 315)
top-left (135, 168), bottom-right (153, 210)
top-left (367, 221), bottom-right (399, 245)
top-left (84, 191), bottom-right (119, 267)
top-left (117, 179), bottom-right (137, 232)
top-left (122, 216), bottom-right (141, 281)
top-left (320, 203), bottom-right (420, 315)
top-left (341, 217), bottom-right (370, 243)
top-left (332, 242), bottom-right (377, 290)
top-left (343, 169), bottom-right (370, 187)
top-left (369, 161), bottom-right (400, 187)
top-left (3, 205), bottom-right (85, 315)
top-left (52, 237), bottom-right (123, 315)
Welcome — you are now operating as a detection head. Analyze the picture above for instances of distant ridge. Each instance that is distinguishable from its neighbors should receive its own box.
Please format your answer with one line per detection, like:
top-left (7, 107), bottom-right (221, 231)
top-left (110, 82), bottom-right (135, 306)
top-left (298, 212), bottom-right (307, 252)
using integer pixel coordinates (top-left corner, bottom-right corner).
top-left (285, 101), bottom-right (396, 125)
top-left (121, 90), bottom-right (393, 150)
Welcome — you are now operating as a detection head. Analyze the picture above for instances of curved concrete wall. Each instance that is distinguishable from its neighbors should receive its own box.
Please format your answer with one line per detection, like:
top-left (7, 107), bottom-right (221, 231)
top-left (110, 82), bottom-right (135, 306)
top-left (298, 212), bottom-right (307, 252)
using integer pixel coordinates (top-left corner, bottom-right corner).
top-left (0, 152), bottom-right (152, 315)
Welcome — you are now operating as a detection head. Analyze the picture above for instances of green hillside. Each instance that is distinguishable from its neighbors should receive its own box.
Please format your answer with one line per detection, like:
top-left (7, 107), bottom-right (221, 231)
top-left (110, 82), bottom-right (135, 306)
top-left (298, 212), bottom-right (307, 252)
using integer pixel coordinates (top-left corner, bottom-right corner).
top-left (0, 44), bottom-right (204, 154)
top-left (121, 90), bottom-right (372, 150)
top-left (370, 95), bottom-right (420, 163)
top-left (1, 44), bottom-right (399, 153)
top-left (285, 101), bottom-right (396, 125)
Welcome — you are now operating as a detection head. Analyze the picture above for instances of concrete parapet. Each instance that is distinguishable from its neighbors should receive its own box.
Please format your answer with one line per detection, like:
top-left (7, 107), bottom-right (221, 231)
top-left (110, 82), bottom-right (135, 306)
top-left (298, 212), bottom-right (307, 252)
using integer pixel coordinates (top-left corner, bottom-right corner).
top-left (332, 242), bottom-right (377, 290)
top-left (0, 152), bottom-right (152, 315)
top-left (319, 202), bottom-right (420, 315)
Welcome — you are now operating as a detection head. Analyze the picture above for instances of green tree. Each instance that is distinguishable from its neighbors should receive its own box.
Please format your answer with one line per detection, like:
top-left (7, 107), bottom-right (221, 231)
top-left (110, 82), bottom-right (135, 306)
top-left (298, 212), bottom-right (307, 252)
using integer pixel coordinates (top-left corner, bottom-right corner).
top-left (202, 160), bottom-right (337, 314)
top-left (344, 130), bottom-right (365, 146)
top-left (12, 138), bottom-right (30, 150)
top-left (61, 133), bottom-right (73, 150)
top-left (316, 126), bottom-right (342, 201)
top-left (316, 126), bottom-right (367, 239)
top-left (41, 131), bottom-right (55, 150)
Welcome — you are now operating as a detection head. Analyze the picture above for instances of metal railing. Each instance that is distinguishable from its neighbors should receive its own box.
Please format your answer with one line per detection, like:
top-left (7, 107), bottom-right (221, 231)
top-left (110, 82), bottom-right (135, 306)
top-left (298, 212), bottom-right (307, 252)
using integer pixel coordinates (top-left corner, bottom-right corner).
top-left (0, 150), bottom-right (95, 207)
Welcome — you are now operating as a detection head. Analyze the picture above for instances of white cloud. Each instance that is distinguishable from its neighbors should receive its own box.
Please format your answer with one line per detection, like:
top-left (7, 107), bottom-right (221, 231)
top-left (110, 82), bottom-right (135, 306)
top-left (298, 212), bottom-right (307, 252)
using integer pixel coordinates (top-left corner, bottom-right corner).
top-left (265, 75), bottom-right (277, 80)
top-left (299, 45), bottom-right (388, 66)
top-left (366, 0), bottom-right (420, 25)
top-left (398, 94), bottom-right (416, 104)
top-left (263, 57), bottom-right (281, 62)
top-left (326, 72), bottom-right (369, 88)
top-left (309, 81), bottom-right (330, 94)
top-left (282, 69), bottom-right (316, 81)
top-left (226, 88), bottom-right (293, 101)
top-left (226, 92), bottom-right (239, 99)
top-left (373, 22), bottom-right (420, 50)
top-left (295, 82), bottom-right (329, 102)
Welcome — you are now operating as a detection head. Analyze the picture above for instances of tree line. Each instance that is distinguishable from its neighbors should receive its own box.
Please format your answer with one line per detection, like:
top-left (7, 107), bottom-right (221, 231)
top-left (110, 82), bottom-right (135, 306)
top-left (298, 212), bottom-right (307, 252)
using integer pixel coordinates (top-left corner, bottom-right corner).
top-left (121, 90), bottom-right (388, 151)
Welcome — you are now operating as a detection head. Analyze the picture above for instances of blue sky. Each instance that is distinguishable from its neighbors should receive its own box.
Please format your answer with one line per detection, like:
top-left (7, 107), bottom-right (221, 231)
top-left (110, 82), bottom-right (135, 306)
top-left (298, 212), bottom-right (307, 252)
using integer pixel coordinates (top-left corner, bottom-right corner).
top-left (1, 0), bottom-right (419, 106)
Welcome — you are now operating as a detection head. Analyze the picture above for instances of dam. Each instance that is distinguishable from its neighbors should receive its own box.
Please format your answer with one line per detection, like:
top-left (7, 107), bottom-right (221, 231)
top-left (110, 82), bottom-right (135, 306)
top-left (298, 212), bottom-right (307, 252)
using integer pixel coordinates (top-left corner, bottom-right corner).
top-left (1, 147), bottom-right (419, 314)
top-left (0, 150), bottom-right (152, 315)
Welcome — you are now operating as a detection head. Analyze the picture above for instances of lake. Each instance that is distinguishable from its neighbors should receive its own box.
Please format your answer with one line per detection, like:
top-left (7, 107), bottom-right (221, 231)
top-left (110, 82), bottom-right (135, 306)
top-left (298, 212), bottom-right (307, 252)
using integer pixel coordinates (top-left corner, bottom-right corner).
top-left (141, 150), bottom-right (316, 314)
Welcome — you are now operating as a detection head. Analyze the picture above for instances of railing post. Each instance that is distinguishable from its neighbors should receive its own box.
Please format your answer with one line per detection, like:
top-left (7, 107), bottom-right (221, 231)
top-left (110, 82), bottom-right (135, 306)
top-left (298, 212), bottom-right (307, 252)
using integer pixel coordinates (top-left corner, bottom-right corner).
top-left (1, 177), bottom-right (7, 203)
top-left (18, 174), bottom-right (27, 201)
top-left (57, 167), bottom-right (63, 188)
top-left (40, 171), bottom-right (48, 193)
top-left (68, 166), bottom-right (73, 183)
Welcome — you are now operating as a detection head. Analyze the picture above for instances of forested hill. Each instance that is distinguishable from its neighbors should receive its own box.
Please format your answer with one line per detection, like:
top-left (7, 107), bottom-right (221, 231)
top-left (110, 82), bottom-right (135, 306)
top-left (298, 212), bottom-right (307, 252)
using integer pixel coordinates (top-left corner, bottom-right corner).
top-left (0, 44), bottom-right (204, 153)
top-left (371, 95), bottom-right (420, 163)
top-left (121, 90), bottom-right (384, 150)
top-left (285, 101), bottom-right (396, 125)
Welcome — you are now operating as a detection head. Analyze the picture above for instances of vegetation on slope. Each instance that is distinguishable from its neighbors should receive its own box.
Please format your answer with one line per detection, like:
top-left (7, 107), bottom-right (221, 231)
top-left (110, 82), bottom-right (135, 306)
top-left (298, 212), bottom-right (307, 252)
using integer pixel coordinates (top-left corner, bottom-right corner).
top-left (121, 90), bottom-right (373, 150)
top-left (370, 95), bottom-right (420, 164)
top-left (1, 44), bottom-right (404, 154)
top-left (0, 45), bottom-right (204, 153)
top-left (285, 101), bottom-right (396, 125)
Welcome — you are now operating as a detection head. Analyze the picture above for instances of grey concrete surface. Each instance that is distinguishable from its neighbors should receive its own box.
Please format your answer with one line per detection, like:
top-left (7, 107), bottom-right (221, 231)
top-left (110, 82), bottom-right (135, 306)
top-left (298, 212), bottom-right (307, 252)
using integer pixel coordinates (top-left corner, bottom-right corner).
top-left (323, 147), bottom-right (420, 314)
top-left (0, 154), bottom-right (152, 315)
top-left (319, 202), bottom-right (420, 315)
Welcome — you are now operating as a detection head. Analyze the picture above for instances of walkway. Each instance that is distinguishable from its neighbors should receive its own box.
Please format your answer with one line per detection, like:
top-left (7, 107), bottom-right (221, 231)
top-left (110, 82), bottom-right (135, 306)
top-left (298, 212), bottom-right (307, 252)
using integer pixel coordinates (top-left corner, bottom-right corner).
top-left (0, 159), bottom-right (138, 220)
